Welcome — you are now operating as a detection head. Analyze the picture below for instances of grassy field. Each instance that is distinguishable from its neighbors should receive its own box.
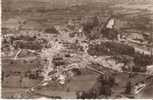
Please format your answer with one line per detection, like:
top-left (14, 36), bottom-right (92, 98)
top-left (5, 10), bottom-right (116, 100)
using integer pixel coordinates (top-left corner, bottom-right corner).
top-left (2, 0), bottom-right (153, 31)
top-left (2, 73), bottom-right (97, 98)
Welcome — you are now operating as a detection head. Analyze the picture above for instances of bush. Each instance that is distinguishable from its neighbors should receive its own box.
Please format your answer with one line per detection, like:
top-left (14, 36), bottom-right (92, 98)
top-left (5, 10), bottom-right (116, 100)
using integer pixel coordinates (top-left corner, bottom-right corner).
top-left (101, 28), bottom-right (118, 40)
top-left (15, 40), bottom-right (43, 50)
top-left (133, 52), bottom-right (153, 67)
top-left (44, 27), bottom-right (59, 34)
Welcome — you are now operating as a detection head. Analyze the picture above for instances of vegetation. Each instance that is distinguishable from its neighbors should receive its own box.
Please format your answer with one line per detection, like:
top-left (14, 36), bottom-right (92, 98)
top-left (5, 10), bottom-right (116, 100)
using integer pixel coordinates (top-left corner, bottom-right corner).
top-left (87, 41), bottom-right (135, 56)
top-left (81, 16), bottom-right (100, 40)
top-left (44, 27), bottom-right (59, 34)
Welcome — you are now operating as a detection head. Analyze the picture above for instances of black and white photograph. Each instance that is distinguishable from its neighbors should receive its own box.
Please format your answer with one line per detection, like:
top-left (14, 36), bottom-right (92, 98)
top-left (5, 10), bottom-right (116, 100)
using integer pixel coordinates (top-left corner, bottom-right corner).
top-left (1, 0), bottom-right (153, 99)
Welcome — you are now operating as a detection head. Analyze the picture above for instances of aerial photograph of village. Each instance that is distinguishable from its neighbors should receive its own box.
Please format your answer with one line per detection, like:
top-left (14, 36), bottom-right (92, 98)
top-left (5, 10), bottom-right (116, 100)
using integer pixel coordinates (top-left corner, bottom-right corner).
top-left (1, 0), bottom-right (153, 99)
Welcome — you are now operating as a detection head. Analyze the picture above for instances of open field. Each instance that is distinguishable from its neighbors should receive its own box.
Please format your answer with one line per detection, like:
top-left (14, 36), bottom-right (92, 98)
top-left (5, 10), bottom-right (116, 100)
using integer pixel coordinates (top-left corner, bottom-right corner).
top-left (2, 0), bottom-right (153, 30)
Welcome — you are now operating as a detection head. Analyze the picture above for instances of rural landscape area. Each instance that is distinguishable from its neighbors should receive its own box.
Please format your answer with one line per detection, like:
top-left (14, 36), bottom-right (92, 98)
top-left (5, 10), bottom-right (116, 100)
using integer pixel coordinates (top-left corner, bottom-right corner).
top-left (2, 0), bottom-right (153, 99)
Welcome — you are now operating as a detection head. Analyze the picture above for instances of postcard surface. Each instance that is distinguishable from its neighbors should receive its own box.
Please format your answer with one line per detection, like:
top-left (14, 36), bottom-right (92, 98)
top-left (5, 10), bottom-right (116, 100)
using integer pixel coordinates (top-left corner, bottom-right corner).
top-left (1, 0), bottom-right (153, 99)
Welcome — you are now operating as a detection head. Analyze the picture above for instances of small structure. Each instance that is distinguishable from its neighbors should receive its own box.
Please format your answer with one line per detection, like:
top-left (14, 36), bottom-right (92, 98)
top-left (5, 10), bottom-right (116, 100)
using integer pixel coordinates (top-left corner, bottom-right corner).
top-left (106, 18), bottom-right (115, 29)
top-left (146, 65), bottom-right (153, 75)
top-left (127, 33), bottom-right (144, 41)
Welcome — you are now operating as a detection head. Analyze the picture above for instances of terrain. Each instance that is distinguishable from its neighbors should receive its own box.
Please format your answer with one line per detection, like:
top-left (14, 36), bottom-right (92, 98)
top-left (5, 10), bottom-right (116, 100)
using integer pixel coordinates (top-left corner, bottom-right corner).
top-left (2, 0), bottom-right (153, 99)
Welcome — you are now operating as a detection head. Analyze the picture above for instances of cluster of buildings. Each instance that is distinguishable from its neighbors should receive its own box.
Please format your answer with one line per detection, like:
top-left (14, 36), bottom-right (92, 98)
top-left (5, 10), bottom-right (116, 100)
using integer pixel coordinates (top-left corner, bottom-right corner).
top-left (2, 14), bottom-right (153, 98)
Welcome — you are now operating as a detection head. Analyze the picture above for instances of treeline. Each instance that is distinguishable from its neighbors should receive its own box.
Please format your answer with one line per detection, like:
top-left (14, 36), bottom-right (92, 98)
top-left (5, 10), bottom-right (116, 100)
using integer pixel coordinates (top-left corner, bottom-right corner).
top-left (87, 41), bottom-right (135, 56)
top-left (87, 41), bottom-right (153, 69)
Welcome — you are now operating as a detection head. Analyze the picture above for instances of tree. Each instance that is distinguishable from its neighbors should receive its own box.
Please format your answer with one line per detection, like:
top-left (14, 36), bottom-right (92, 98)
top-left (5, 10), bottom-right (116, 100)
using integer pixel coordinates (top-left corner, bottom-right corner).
top-left (81, 16), bottom-right (99, 40)
top-left (125, 81), bottom-right (132, 94)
